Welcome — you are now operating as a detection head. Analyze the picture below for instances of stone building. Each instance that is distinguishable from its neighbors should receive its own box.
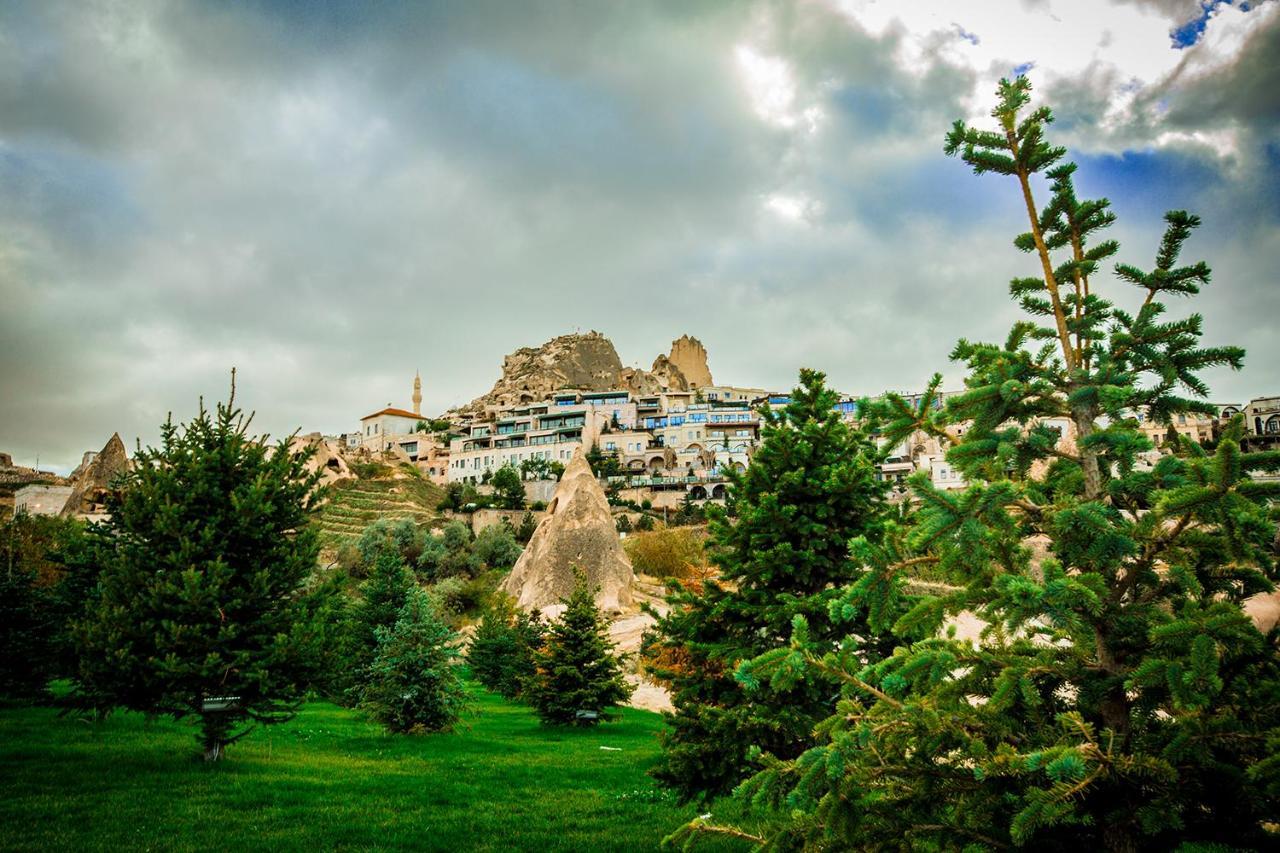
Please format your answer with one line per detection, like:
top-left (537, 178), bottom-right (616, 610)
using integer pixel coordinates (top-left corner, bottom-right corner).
top-left (14, 484), bottom-right (74, 516)
top-left (1243, 396), bottom-right (1280, 449)
top-left (447, 395), bottom-right (618, 483)
top-left (358, 406), bottom-right (424, 452)
top-left (1136, 407), bottom-right (1234, 449)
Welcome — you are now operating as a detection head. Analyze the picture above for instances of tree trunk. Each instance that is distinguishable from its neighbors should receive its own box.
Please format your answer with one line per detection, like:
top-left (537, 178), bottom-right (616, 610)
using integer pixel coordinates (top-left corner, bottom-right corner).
top-left (1072, 407), bottom-right (1103, 502)
top-left (1103, 822), bottom-right (1138, 853)
top-left (204, 739), bottom-right (226, 762)
top-left (201, 714), bottom-right (229, 762)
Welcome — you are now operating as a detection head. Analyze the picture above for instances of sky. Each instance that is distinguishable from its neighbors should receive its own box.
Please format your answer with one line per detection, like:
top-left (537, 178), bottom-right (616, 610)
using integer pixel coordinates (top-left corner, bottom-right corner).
top-left (2, 0), bottom-right (1278, 472)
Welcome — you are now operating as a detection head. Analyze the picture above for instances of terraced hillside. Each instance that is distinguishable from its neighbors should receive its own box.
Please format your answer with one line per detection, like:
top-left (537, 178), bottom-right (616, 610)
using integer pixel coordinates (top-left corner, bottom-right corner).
top-left (312, 469), bottom-right (443, 557)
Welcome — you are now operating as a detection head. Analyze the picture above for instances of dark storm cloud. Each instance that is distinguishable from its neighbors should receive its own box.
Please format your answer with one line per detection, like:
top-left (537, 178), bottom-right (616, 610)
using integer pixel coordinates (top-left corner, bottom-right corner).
top-left (1, 0), bottom-right (1276, 471)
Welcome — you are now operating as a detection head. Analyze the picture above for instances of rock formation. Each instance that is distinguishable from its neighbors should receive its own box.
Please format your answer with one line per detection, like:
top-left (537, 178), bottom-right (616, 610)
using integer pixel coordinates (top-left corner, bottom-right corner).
top-left (461, 331), bottom-right (715, 413)
top-left (463, 331), bottom-right (626, 412)
top-left (620, 354), bottom-right (689, 396)
top-left (61, 433), bottom-right (129, 517)
top-left (667, 334), bottom-right (713, 388)
top-left (289, 432), bottom-right (353, 490)
top-left (500, 448), bottom-right (634, 614)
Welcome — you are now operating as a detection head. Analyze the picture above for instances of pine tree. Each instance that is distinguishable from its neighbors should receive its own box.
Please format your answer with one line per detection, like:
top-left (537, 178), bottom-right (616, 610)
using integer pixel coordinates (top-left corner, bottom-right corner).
top-left (527, 572), bottom-right (631, 725)
top-left (360, 588), bottom-right (469, 734)
top-left (649, 369), bottom-right (891, 799)
top-left (468, 597), bottom-right (512, 692)
top-left (71, 375), bottom-right (325, 760)
top-left (468, 595), bottom-right (545, 699)
top-left (347, 547), bottom-right (416, 695)
top-left (675, 78), bottom-right (1279, 851)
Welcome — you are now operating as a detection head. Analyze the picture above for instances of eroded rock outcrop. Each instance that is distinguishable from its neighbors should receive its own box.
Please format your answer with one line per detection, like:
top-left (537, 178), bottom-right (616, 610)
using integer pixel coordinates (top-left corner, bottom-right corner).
top-left (61, 433), bottom-right (129, 517)
top-left (500, 448), bottom-right (634, 613)
top-left (621, 354), bottom-right (689, 396)
top-left (464, 332), bottom-right (626, 412)
top-left (289, 432), bottom-right (353, 491)
top-left (667, 334), bottom-right (713, 388)
top-left (461, 331), bottom-right (715, 413)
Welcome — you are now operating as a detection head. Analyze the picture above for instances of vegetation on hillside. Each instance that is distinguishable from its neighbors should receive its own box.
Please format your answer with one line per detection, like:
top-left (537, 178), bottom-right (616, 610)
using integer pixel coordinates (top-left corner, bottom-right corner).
top-left (624, 526), bottom-right (707, 581)
top-left (314, 467), bottom-right (442, 557)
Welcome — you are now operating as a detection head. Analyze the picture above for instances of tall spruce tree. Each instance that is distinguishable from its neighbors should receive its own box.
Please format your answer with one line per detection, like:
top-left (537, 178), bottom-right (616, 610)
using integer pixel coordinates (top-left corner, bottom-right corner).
top-left (346, 547), bottom-right (416, 698)
top-left (527, 572), bottom-right (631, 726)
top-left (649, 369), bottom-right (891, 800)
top-left (360, 588), bottom-right (468, 734)
top-left (676, 78), bottom-right (1279, 851)
top-left (71, 376), bottom-right (325, 760)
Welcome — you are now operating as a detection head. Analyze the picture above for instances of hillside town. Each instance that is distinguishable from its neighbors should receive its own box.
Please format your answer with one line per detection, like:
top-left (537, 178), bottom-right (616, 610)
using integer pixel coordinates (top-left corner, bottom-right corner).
top-left (7, 330), bottom-right (1280, 525)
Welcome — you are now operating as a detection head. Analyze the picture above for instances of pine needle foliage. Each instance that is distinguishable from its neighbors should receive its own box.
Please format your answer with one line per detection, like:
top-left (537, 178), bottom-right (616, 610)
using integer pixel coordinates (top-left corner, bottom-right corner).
top-left (527, 571), bottom-right (631, 726)
top-left (360, 588), bottom-right (468, 734)
top-left (671, 78), bottom-right (1278, 852)
top-left (468, 595), bottom-right (546, 699)
top-left (649, 369), bottom-right (893, 800)
top-left (70, 375), bottom-right (326, 761)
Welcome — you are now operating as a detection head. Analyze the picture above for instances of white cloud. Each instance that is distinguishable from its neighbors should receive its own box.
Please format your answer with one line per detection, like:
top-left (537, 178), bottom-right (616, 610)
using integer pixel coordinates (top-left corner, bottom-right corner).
top-left (735, 44), bottom-right (801, 127)
top-left (823, 0), bottom-right (1278, 155)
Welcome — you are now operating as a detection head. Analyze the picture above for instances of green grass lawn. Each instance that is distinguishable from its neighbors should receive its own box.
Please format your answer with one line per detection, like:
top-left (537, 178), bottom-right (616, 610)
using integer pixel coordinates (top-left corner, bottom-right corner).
top-left (0, 685), bottom-right (748, 852)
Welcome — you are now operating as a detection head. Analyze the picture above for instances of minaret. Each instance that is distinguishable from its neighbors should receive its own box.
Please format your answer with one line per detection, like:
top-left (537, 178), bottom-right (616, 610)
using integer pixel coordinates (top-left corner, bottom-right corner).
top-left (412, 370), bottom-right (422, 415)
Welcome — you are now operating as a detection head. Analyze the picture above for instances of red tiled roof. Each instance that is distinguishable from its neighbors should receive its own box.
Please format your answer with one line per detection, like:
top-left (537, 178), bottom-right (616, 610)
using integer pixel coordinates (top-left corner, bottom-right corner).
top-left (361, 407), bottom-right (422, 421)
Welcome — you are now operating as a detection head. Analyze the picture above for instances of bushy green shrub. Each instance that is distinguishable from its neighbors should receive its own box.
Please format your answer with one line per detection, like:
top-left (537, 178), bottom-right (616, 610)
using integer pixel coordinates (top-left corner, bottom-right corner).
top-left (473, 523), bottom-right (522, 571)
top-left (623, 527), bottom-right (704, 580)
top-left (356, 518), bottom-right (425, 570)
top-left (415, 535), bottom-right (448, 579)
top-left (440, 520), bottom-right (471, 552)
